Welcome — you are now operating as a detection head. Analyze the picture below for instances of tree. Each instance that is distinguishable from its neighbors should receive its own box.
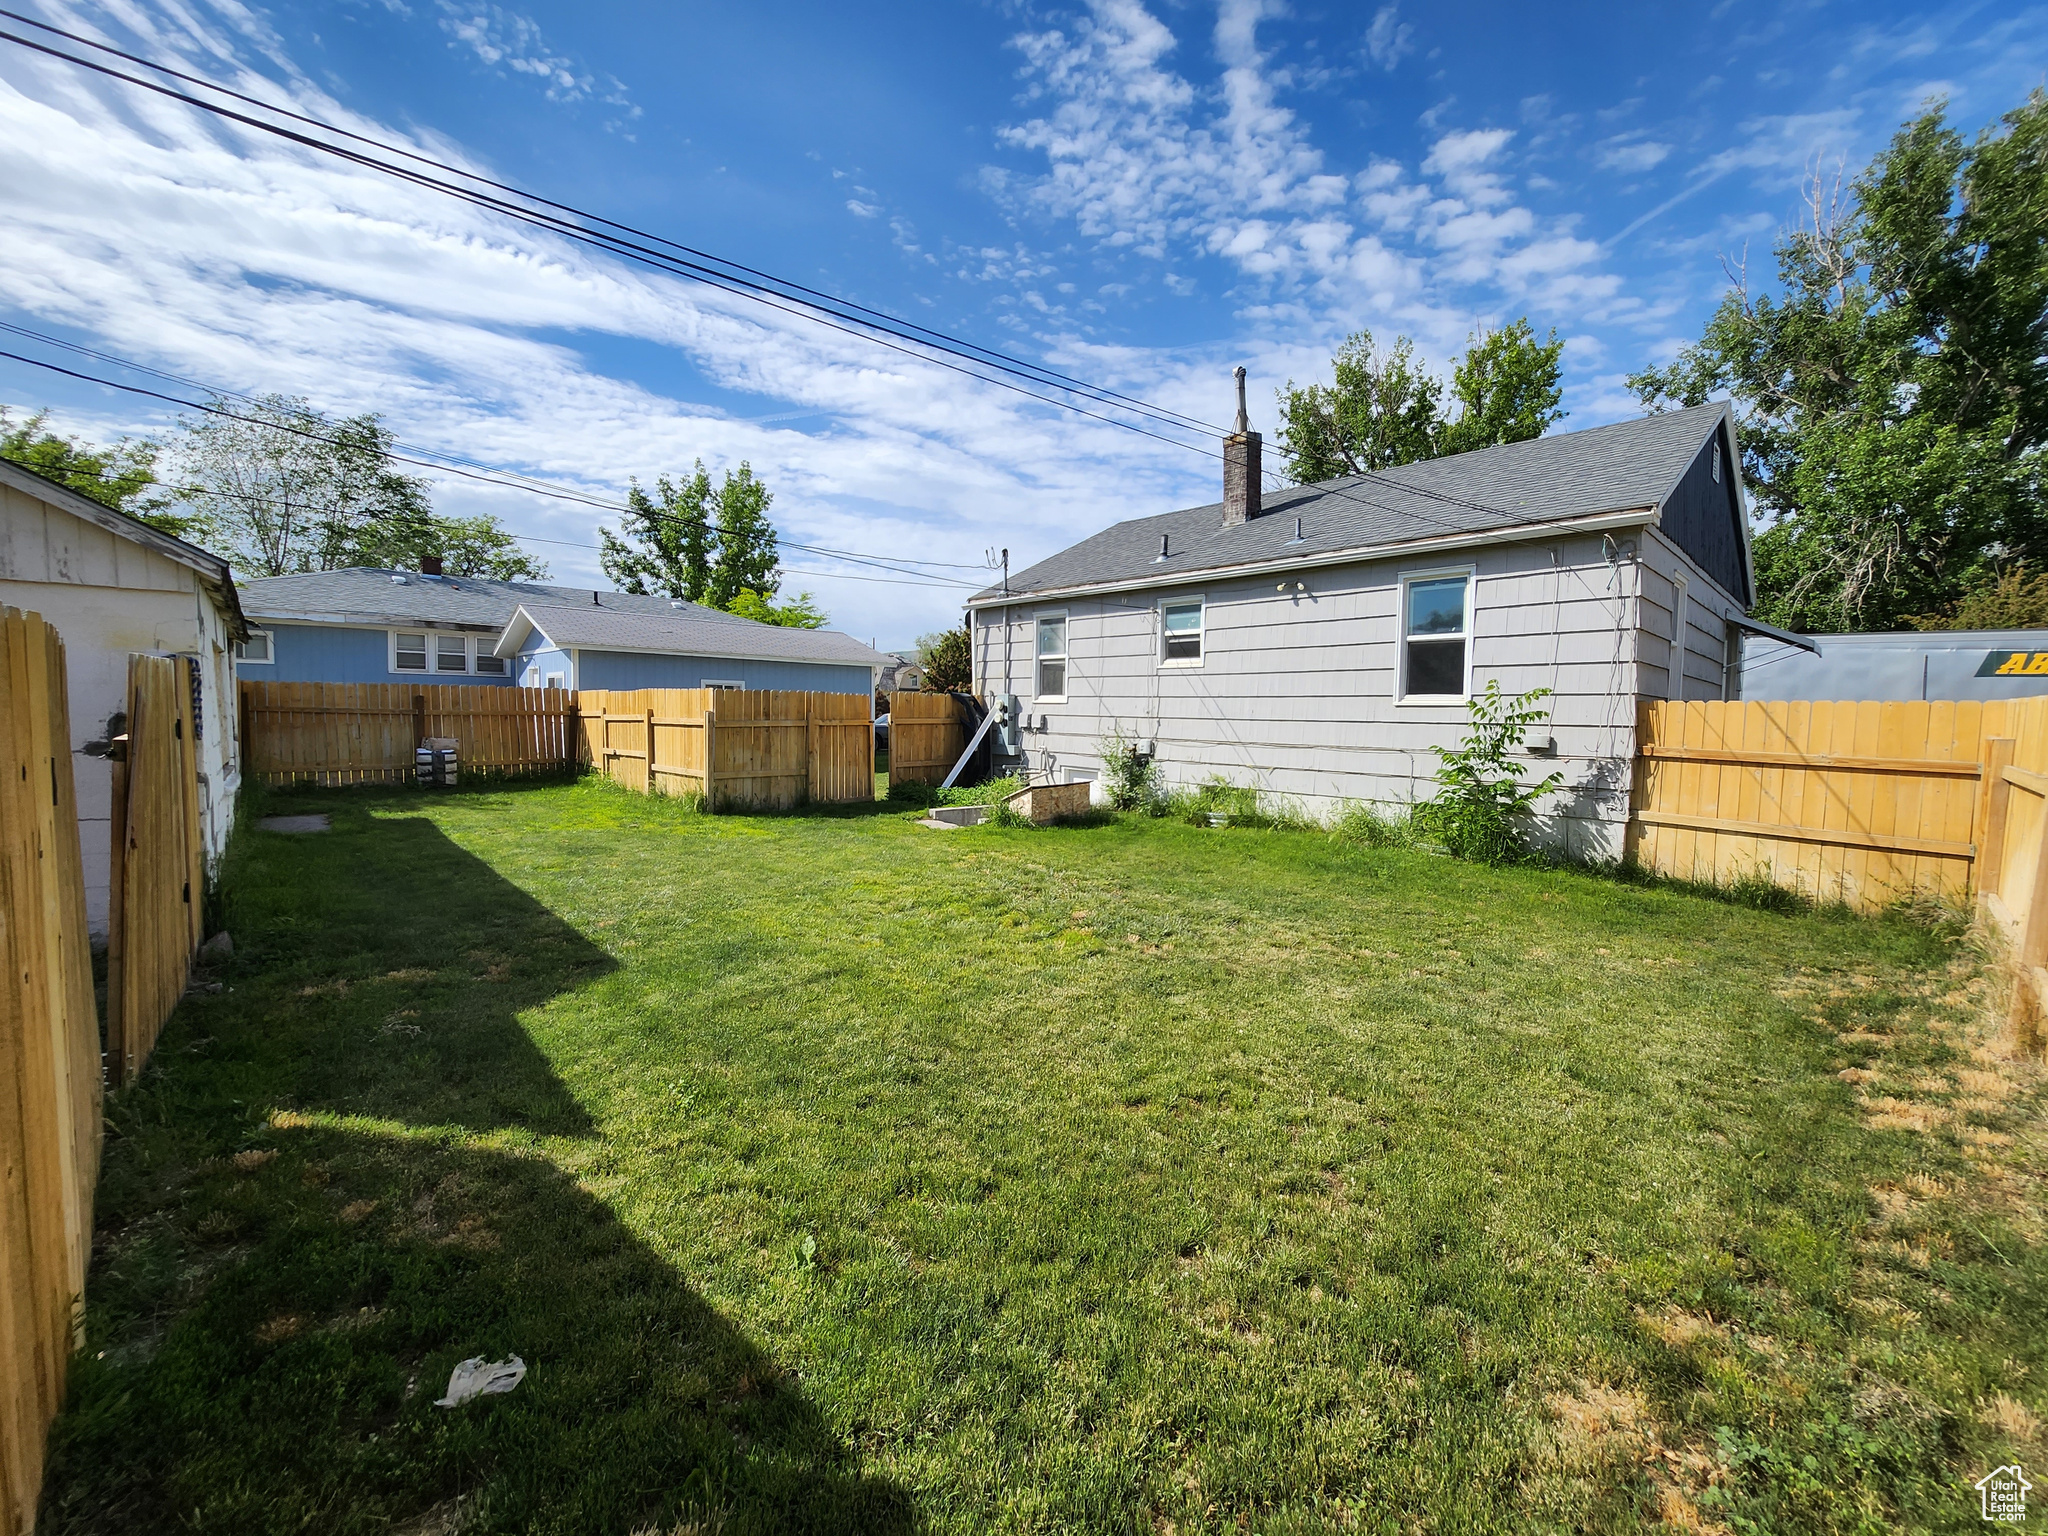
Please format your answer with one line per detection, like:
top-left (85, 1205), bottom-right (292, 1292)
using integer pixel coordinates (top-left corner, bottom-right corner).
top-left (725, 587), bottom-right (827, 628)
top-left (165, 394), bottom-right (539, 579)
top-left (1274, 320), bottom-right (1565, 483)
top-left (1436, 319), bottom-right (1568, 456)
top-left (0, 406), bottom-right (196, 536)
top-left (601, 465), bottom-right (714, 600)
top-left (1629, 91), bottom-right (2048, 632)
top-left (916, 626), bottom-right (971, 691)
top-left (430, 513), bottom-right (549, 581)
top-left (1275, 331), bottom-right (1441, 481)
top-left (707, 463), bottom-right (779, 610)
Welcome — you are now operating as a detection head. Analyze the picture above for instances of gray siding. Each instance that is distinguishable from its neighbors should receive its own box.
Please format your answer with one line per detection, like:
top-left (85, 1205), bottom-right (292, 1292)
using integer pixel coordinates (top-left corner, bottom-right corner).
top-left (1637, 526), bottom-right (1743, 704)
top-left (973, 532), bottom-right (1649, 858)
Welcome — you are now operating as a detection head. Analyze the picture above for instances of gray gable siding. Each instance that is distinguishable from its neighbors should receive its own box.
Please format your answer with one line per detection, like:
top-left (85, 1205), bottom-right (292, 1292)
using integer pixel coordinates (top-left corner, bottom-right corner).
top-left (1658, 422), bottom-right (1750, 604)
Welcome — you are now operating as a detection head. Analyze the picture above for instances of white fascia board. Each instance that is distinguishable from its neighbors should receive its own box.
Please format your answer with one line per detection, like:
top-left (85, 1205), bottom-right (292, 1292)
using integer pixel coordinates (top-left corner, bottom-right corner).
top-left (968, 505), bottom-right (1657, 609)
top-left (492, 607), bottom-right (545, 657)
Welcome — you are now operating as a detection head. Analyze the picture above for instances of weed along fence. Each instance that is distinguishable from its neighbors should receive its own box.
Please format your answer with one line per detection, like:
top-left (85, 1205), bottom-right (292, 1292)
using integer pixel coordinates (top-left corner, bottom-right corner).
top-left (887, 691), bottom-right (969, 790)
top-left (0, 609), bottom-right (101, 1535)
top-left (107, 654), bottom-right (207, 1089)
top-left (577, 688), bottom-right (875, 810)
top-left (240, 681), bottom-right (575, 786)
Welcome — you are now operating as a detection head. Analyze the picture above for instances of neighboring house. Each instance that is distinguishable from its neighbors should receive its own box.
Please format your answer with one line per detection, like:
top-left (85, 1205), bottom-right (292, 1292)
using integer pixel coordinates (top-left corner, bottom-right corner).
top-left (1738, 628), bottom-right (2048, 702)
top-left (878, 652), bottom-right (926, 694)
top-left (237, 565), bottom-right (887, 695)
top-left (966, 397), bottom-right (1797, 859)
top-left (494, 602), bottom-right (887, 693)
top-left (0, 457), bottom-right (247, 935)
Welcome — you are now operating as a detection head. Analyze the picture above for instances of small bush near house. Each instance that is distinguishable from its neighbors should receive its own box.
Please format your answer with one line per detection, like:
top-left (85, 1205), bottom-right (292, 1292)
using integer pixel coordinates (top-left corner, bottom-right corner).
top-left (1098, 730), bottom-right (1160, 810)
top-left (1164, 776), bottom-right (1315, 831)
top-left (1414, 681), bottom-right (1563, 864)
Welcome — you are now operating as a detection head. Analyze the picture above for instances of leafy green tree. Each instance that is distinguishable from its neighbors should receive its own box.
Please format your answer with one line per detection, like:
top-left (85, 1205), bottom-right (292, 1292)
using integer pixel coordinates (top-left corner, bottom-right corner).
top-left (1275, 320), bottom-right (1565, 483)
top-left (601, 464), bottom-right (714, 600)
top-left (0, 406), bottom-right (198, 536)
top-left (916, 626), bottom-right (972, 692)
top-left (1629, 91), bottom-right (2048, 631)
top-left (1414, 682), bottom-right (1563, 864)
top-left (1436, 319), bottom-right (1568, 456)
top-left (427, 514), bottom-right (548, 581)
top-left (707, 463), bottom-right (779, 610)
top-left (725, 587), bottom-right (827, 628)
top-left (1275, 331), bottom-right (1442, 481)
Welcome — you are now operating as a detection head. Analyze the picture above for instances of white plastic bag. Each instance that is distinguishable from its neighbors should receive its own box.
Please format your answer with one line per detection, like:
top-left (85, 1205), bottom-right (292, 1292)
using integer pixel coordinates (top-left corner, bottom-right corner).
top-left (433, 1354), bottom-right (526, 1407)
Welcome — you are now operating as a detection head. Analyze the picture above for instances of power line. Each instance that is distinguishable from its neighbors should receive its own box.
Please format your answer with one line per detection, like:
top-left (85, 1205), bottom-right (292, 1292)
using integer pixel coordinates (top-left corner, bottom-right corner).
top-left (0, 17), bottom-right (1233, 461)
top-left (0, 347), bottom-right (988, 586)
top-left (0, 7), bottom-right (1233, 441)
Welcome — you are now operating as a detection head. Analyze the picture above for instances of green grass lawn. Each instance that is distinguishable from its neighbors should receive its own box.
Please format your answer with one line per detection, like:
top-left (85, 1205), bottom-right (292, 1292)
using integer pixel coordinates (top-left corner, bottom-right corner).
top-left (41, 779), bottom-right (2048, 1535)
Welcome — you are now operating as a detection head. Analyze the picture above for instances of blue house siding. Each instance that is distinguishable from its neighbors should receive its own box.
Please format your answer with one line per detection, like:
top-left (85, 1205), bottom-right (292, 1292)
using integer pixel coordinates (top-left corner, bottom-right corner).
top-left (516, 635), bottom-right (574, 689)
top-left (573, 651), bottom-right (874, 695)
top-left (241, 621), bottom-right (518, 686)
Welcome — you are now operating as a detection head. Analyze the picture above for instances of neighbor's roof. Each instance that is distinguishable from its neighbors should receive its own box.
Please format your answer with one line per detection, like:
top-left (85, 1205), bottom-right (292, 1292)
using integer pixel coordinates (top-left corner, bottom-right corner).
top-left (971, 401), bottom-right (1735, 604)
top-left (239, 567), bottom-right (742, 631)
top-left (0, 455), bottom-right (250, 641)
top-left (495, 602), bottom-right (891, 669)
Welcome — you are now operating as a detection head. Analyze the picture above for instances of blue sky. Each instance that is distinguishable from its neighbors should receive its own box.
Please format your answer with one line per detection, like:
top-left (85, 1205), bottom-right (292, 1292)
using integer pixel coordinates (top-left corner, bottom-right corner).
top-left (2, 0), bottom-right (2044, 645)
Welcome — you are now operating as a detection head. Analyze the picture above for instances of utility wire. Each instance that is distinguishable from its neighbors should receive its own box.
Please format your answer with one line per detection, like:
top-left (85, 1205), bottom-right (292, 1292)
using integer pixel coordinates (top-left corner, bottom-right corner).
top-left (0, 348), bottom-right (986, 586)
top-left (0, 19), bottom-right (1231, 460)
top-left (0, 6), bottom-right (1233, 441)
top-left (0, 318), bottom-right (993, 571)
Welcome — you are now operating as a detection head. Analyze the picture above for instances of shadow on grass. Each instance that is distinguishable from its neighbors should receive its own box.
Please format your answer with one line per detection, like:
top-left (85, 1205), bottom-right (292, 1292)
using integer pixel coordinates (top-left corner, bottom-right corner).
top-left (41, 794), bottom-right (914, 1532)
top-left (44, 1122), bottom-right (914, 1535)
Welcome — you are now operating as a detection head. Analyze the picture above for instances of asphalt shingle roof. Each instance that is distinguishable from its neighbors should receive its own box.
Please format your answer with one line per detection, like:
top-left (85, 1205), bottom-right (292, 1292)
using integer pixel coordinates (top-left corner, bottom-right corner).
top-left (973, 402), bottom-right (1729, 602)
top-left (243, 567), bottom-right (888, 668)
top-left (238, 567), bottom-right (743, 629)
top-left (503, 603), bottom-right (890, 667)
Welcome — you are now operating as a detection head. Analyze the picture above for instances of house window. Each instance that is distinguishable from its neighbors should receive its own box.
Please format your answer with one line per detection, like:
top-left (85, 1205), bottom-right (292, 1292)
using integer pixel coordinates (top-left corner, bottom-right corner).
top-left (1161, 598), bottom-right (1203, 664)
top-left (235, 629), bottom-right (273, 665)
top-left (545, 672), bottom-right (566, 689)
top-left (1035, 613), bottom-right (1067, 699)
top-left (1401, 571), bottom-right (1471, 699)
top-left (703, 679), bottom-right (745, 690)
top-left (393, 632), bottom-right (428, 672)
top-left (474, 651), bottom-right (507, 676)
top-left (435, 634), bottom-right (468, 674)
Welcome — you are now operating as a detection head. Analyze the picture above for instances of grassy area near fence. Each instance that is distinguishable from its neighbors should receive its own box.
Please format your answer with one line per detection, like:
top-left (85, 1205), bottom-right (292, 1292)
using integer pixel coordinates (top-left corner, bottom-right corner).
top-left (40, 778), bottom-right (2048, 1534)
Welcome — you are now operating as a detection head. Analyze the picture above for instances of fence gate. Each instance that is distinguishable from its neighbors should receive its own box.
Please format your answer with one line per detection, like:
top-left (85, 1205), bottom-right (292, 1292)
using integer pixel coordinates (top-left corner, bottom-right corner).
top-left (887, 691), bottom-right (968, 790)
top-left (577, 688), bottom-right (875, 810)
top-left (0, 608), bottom-right (100, 1536)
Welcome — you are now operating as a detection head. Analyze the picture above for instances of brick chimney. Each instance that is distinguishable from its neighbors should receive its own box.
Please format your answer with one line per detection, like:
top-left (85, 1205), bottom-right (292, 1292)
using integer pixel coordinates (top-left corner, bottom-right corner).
top-left (1223, 365), bottom-right (1262, 527)
top-left (420, 555), bottom-right (444, 577)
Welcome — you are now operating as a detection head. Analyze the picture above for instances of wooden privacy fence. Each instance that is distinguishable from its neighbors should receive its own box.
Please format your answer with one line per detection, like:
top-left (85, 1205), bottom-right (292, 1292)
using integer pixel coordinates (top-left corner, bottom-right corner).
top-left (887, 691), bottom-right (968, 790)
top-left (108, 654), bottom-right (205, 1089)
top-left (0, 609), bottom-right (100, 1536)
top-left (578, 688), bottom-right (875, 810)
top-left (1627, 697), bottom-right (2048, 912)
top-left (240, 682), bottom-right (575, 786)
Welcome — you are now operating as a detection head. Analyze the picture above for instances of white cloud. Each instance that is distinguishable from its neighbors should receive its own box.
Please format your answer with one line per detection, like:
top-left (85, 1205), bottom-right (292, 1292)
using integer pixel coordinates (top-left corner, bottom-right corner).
top-left (436, 3), bottom-right (635, 115)
top-left (1595, 136), bottom-right (1672, 173)
top-left (845, 199), bottom-right (881, 218)
top-left (1363, 5), bottom-right (1414, 71)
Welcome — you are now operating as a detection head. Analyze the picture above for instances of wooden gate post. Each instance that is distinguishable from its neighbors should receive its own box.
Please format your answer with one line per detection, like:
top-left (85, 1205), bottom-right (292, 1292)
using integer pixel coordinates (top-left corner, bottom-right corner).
top-left (702, 704), bottom-right (718, 812)
top-left (646, 705), bottom-right (657, 795)
top-left (1979, 737), bottom-right (2017, 904)
top-left (412, 693), bottom-right (426, 750)
top-left (806, 697), bottom-right (820, 806)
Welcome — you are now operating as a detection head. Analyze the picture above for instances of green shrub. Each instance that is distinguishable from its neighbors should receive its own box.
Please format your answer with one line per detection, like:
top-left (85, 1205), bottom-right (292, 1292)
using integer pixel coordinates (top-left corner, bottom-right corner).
top-left (1171, 777), bottom-right (1313, 831)
top-left (938, 775), bottom-right (1024, 808)
top-left (1099, 730), bottom-right (1160, 810)
top-left (1333, 802), bottom-right (1417, 848)
top-left (1413, 682), bottom-right (1563, 865)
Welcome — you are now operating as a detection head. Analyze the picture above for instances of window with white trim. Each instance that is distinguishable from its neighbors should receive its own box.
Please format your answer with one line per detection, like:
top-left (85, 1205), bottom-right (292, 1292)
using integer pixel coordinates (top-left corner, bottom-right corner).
top-left (703, 679), bottom-right (745, 690)
top-left (1400, 571), bottom-right (1472, 699)
top-left (1035, 613), bottom-right (1067, 699)
top-left (1161, 597), bottom-right (1203, 664)
top-left (474, 651), bottom-right (508, 676)
top-left (435, 633), bottom-right (468, 673)
top-left (235, 628), bottom-right (273, 664)
top-left (393, 631), bottom-right (428, 672)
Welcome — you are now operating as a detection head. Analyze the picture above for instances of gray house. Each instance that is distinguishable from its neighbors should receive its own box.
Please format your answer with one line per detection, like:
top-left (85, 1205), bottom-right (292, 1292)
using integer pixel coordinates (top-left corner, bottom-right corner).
top-left (966, 398), bottom-right (1795, 859)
